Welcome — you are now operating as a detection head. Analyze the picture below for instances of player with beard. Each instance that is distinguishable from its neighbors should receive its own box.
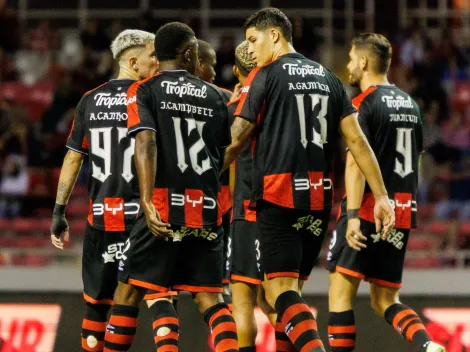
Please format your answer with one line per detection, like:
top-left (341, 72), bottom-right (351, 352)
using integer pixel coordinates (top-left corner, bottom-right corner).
top-left (103, 22), bottom-right (238, 352)
top-left (223, 8), bottom-right (395, 352)
top-left (196, 38), bottom-right (234, 307)
top-left (50, 30), bottom-right (157, 352)
top-left (326, 33), bottom-right (445, 352)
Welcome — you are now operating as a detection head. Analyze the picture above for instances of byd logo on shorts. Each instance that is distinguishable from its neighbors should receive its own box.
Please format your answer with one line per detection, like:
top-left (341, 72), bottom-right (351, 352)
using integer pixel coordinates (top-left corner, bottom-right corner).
top-left (102, 239), bottom-right (130, 263)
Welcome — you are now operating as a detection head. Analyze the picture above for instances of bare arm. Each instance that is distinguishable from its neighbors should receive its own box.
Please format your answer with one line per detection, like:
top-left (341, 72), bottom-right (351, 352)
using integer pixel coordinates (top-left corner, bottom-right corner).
top-left (340, 114), bottom-right (387, 198)
top-left (221, 117), bottom-right (256, 173)
top-left (345, 151), bottom-right (366, 212)
top-left (134, 130), bottom-right (157, 211)
top-left (55, 149), bottom-right (85, 205)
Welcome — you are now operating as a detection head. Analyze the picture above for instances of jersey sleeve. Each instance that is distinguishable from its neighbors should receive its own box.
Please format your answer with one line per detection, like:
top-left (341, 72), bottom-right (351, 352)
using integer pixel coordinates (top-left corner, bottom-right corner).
top-left (127, 81), bottom-right (157, 137)
top-left (220, 103), bottom-right (232, 148)
top-left (234, 67), bottom-right (267, 124)
top-left (356, 102), bottom-right (373, 142)
top-left (416, 108), bottom-right (425, 153)
top-left (66, 96), bottom-right (89, 155)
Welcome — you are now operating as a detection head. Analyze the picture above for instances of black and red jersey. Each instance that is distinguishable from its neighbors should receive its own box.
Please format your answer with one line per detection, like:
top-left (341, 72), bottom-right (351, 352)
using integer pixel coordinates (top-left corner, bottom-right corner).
top-left (210, 84), bottom-right (233, 216)
top-left (235, 52), bottom-right (356, 211)
top-left (228, 97), bottom-right (256, 222)
top-left (349, 85), bottom-right (424, 229)
top-left (67, 79), bottom-right (139, 232)
top-left (127, 70), bottom-right (230, 229)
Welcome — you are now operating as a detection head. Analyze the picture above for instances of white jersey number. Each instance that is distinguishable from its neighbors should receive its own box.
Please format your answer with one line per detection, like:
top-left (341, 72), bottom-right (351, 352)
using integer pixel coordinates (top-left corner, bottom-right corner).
top-left (394, 128), bottom-right (414, 178)
top-left (173, 117), bottom-right (212, 175)
top-left (90, 127), bottom-right (135, 183)
top-left (295, 93), bottom-right (329, 149)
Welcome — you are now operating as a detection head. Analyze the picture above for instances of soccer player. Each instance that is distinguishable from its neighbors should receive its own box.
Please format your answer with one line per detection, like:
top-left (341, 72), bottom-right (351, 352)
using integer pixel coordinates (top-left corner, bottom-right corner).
top-left (224, 8), bottom-right (395, 352)
top-left (228, 40), bottom-right (289, 352)
top-left (327, 33), bottom-right (446, 352)
top-left (197, 38), bottom-right (233, 304)
top-left (103, 22), bottom-right (238, 352)
top-left (49, 29), bottom-right (157, 352)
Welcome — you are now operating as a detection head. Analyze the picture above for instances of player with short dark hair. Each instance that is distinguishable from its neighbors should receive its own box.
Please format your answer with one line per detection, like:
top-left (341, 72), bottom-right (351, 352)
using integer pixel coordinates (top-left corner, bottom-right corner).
top-left (327, 33), bottom-right (445, 352)
top-left (196, 38), bottom-right (234, 306)
top-left (229, 40), bottom-right (290, 352)
top-left (49, 29), bottom-right (157, 352)
top-left (102, 22), bottom-right (239, 352)
top-left (224, 8), bottom-right (395, 352)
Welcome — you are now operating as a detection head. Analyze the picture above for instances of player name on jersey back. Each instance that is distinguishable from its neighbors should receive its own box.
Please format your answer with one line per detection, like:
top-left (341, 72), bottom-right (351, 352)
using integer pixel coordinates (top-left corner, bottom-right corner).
top-left (235, 53), bottom-right (356, 211)
top-left (352, 85), bottom-right (424, 229)
top-left (127, 71), bottom-right (231, 229)
top-left (67, 79), bottom-right (140, 232)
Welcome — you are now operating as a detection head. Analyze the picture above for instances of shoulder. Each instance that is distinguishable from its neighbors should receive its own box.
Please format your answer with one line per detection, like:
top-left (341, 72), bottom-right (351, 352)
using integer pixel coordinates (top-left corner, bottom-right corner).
top-left (208, 83), bottom-right (232, 102)
top-left (352, 86), bottom-right (379, 110)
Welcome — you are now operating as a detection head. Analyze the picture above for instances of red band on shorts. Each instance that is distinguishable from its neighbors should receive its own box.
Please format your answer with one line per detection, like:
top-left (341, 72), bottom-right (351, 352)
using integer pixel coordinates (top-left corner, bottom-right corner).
top-left (128, 278), bottom-right (170, 293)
top-left (143, 291), bottom-right (178, 300)
top-left (230, 274), bottom-right (262, 285)
top-left (172, 284), bottom-right (223, 293)
top-left (335, 266), bottom-right (366, 280)
top-left (266, 271), bottom-right (300, 280)
top-left (366, 277), bottom-right (402, 288)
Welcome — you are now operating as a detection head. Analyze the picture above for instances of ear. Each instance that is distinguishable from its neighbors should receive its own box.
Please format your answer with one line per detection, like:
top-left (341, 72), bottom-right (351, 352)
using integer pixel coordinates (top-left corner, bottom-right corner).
top-left (233, 65), bottom-right (240, 79)
top-left (184, 49), bottom-right (191, 62)
top-left (129, 56), bottom-right (138, 71)
top-left (359, 55), bottom-right (367, 71)
top-left (271, 28), bottom-right (280, 43)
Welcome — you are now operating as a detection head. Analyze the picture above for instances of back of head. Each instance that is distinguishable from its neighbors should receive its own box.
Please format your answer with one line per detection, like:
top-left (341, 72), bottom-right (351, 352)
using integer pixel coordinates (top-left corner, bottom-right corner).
top-left (197, 39), bottom-right (214, 62)
top-left (244, 7), bottom-right (293, 44)
top-left (110, 29), bottom-right (155, 60)
top-left (235, 41), bottom-right (256, 77)
top-left (352, 33), bottom-right (392, 74)
top-left (154, 22), bottom-right (196, 61)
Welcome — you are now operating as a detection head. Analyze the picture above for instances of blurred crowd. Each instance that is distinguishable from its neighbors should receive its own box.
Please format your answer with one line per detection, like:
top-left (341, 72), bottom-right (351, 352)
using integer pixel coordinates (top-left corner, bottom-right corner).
top-left (0, 2), bottom-right (469, 258)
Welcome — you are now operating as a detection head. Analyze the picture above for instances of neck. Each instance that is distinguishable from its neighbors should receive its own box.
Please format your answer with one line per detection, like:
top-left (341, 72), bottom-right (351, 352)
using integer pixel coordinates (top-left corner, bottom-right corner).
top-left (158, 60), bottom-right (184, 72)
top-left (116, 65), bottom-right (140, 80)
top-left (272, 41), bottom-right (296, 62)
top-left (360, 73), bottom-right (389, 92)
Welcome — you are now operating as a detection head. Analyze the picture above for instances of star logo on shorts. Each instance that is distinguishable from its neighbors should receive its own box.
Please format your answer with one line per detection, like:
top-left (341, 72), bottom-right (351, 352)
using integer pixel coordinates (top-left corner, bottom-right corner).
top-left (102, 252), bottom-right (115, 263)
top-left (371, 232), bottom-right (381, 243)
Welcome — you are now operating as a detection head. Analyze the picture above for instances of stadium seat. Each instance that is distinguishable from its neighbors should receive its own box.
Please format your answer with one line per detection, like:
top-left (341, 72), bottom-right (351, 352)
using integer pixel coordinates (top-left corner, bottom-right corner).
top-left (428, 220), bottom-right (450, 237)
top-left (459, 222), bottom-right (470, 237)
top-left (418, 203), bottom-right (435, 220)
top-left (67, 201), bottom-right (90, 218)
top-left (0, 219), bottom-right (10, 231)
top-left (16, 236), bottom-right (49, 248)
top-left (11, 218), bottom-right (36, 233)
top-left (0, 236), bottom-right (18, 248)
top-left (404, 257), bottom-right (441, 268)
top-left (68, 219), bottom-right (87, 236)
top-left (407, 236), bottom-right (436, 251)
top-left (12, 254), bottom-right (51, 267)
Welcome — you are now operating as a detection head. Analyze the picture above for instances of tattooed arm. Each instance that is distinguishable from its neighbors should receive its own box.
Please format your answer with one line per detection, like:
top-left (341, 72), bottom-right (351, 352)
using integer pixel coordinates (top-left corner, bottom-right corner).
top-left (51, 149), bottom-right (84, 248)
top-left (221, 117), bottom-right (256, 173)
top-left (55, 149), bottom-right (84, 205)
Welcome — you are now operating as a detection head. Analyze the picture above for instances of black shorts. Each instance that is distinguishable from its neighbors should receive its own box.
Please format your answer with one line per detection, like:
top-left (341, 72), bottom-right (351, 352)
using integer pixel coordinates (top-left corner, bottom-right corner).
top-left (326, 214), bottom-right (410, 288)
top-left (230, 220), bottom-right (261, 285)
top-left (222, 211), bottom-right (232, 285)
top-left (257, 200), bottom-right (330, 281)
top-left (118, 213), bottom-right (224, 297)
top-left (82, 224), bottom-right (130, 305)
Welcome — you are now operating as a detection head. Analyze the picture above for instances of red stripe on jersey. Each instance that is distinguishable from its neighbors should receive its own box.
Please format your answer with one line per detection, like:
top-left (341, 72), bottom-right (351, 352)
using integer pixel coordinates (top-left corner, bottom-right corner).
top-left (83, 82), bottom-right (109, 98)
top-left (218, 185), bottom-right (231, 215)
top-left (358, 192), bottom-right (375, 223)
top-left (184, 189), bottom-right (204, 228)
top-left (234, 67), bottom-right (262, 116)
top-left (152, 188), bottom-right (169, 223)
top-left (82, 135), bottom-right (89, 150)
top-left (243, 200), bottom-right (256, 222)
top-left (352, 86), bottom-right (378, 110)
top-left (103, 197), bottom-right (125, 231)
top-left (394, 192), bottom-right (412, 229)
top-left (127, 73), bottom-right (162, 130)
top-left (308, 171), bottom-right (325, 210)
top-left (87, 199), bottom-right (93, 226)
top-left (263, 173), bottom-right (294, 209)
top-left (68, 120), bottom-right (75, 140)
top-left (227, 97), bottom-right (241, 107)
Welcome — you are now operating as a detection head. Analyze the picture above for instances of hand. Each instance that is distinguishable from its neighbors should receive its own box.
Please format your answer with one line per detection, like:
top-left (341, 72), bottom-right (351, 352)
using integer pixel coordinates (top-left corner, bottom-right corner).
top-left (346, 218), bottom-right (367, 251)
top-left (229, 83), bottom-right (242, 103)
top-left (373, 196), bottom-right (395, 240)
top-left (50, 212), bottom-right (69, 251)
top-left (143, 202), bottom-right (172, 239)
